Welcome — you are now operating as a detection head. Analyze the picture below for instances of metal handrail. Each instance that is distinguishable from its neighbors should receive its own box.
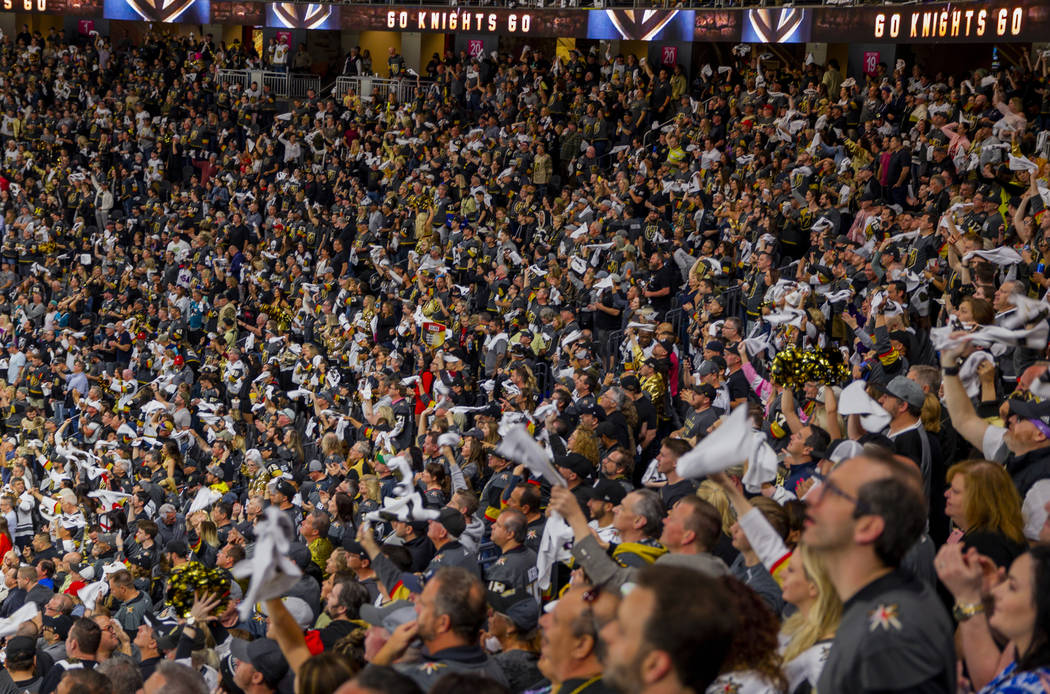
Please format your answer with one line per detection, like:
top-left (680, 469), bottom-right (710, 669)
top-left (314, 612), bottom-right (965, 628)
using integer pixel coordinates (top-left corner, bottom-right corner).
top-left (334, 75), bottom-right (435, 104)
top-left (289, 72), bottom-right (322, 99)
top-left (216, 68), bottom-right (250, 91)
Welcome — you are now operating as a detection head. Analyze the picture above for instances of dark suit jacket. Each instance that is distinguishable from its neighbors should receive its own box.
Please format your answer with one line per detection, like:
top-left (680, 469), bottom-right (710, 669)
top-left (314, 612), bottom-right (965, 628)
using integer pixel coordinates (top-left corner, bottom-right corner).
top-left (0, 587), bottom-right (26, 617)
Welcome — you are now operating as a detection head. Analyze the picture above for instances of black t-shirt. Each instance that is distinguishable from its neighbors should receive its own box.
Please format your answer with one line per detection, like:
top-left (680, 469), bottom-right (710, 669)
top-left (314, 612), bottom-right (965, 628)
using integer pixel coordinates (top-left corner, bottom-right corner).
top-left (661, 479), bottom-right (698, 508)
top-left (887, 149), bottom-right (911, 188)
top-left (647, 262), bottom-right (680, 314)
top-left (726, 370), bottom-right (750, 404)
top-left (595, 288), bottom-right (626, 331)
top-left (632, 394), bottom-right (657, 442)
top-left (962, 529), bottom-right (1026, 569)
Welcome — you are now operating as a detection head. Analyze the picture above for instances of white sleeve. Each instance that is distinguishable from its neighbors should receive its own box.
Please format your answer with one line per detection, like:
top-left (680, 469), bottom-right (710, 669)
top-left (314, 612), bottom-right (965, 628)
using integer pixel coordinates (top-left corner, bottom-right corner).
top-left (738, 506), bottom-right (791, 578)
top-left (1023, 480), bottom-right (1050, 542)
top-left (981, 425), bottom-right (1009, 462)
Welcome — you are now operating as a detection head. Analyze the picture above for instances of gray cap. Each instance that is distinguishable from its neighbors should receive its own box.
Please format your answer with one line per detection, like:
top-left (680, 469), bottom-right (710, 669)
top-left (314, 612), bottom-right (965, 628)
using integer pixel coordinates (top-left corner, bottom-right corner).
top-left (307, 460), bottom-right (324, 473)
top-left (360, 600), bottom-right (417, 632)
top-left (884, 376), bottom-right (925, 409)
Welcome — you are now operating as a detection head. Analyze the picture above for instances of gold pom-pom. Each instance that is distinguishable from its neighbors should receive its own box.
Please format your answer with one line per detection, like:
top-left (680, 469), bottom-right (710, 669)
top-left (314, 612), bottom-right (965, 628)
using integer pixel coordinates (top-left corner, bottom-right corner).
top-left (165, 562), bottom-right (232, 618)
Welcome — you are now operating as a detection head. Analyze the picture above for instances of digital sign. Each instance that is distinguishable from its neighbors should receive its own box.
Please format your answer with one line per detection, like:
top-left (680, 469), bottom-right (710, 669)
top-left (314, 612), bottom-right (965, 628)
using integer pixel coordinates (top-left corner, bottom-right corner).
top-left (810, 1), bottom-right (1048, 43)
top-left (339, 6), bottom-right (587, 35)
top-left (0, 0), bottom-right (100, 14)
top-left (0, 0), bottom-right (1042, 44)
top-left (587, 9), bottom-right (694, 42)
top-left (742, 8), bottom-right (810, 43)
top-left (104, 0), bottom-right (209, 22)
top-left (267, 2), bottom-right (339, 29)
top-left (211, 0), bottom-right (262, 24)
top-left (694, 10), bottom-right (740, 42)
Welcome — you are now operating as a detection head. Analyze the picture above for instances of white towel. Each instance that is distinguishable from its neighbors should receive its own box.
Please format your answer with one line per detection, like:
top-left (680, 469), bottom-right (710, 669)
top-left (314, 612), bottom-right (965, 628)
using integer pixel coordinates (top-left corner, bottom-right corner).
top-left (0, 604), bottom-right (38, 638)
top-left (676, 404), bottom-right (751, 480)
top-left (963, 247), bottom-right (1023, 266)
top-left (494, 426), bottom-right (566, 487)
top-left (188, 487), bottom-right (223, 515)
top-left (232, 508), bottom-right (303, 620)
top-left (742, 431), bottom-right (779, 493)
top-left (837, 380), bottom-right (891, 433)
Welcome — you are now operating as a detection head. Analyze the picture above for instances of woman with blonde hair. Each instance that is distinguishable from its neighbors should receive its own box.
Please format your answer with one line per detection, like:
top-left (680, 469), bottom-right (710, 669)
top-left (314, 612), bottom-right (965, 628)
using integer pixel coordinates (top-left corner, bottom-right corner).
top-left (193, 520), bottom-right (221, 566)
top-left (567, 426), bottom-right (600, 467)
top-left (355, 475), bottom-right (382, 527)
top-left (944, 459), bottom-right (1027, 568)
top-left (697, 479), bottom-right (739, 565)
top-left (779, 544), bottom-right (842, 692)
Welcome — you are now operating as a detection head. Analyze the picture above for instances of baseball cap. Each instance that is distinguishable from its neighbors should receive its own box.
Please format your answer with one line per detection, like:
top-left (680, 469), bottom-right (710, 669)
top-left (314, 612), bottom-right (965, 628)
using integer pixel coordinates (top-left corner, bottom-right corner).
top-left (488, 593), bottom-right (540, 633)
top-left (229, 638), bottom-right (289, 688)
top-left (360, 600), bottom-right (417, 632)
top-left (705, 340), bottom-right (725, 354)
top-left (588, 478), bottom-right (627, 505)
top-left (620, 375), bottom-right (640, 392)
top-left (434, 507), bottom-right (466, 538)
top-left (882, 376), bottom-right (925, 409)
top-left (1009, 399), bottom-right (1050, 437)
top-left (144, 613), bottom-right (183, 652)
top-left (261, 597), bottom-right (314, 630)
top-left (577, 403), bottom-right (605, 421)
top-left (821, 439), bottom-right (864, 464)
top-left (555, 453), bottom-right (593, 480)
top-left (273, 479), bottom-right (297, 500)
top-left (307, 460), bottom-right (324, 473)
top-left (594, 419), bottom-right (619, 440)
top-left (42, 615), bottom-right (74, 641)
top-left (342, 539), bottom-right (369, 559)
top-left (696, 384), bottom-right (717, 401)
top-left (697, 361), bottom-right (721, 377)
top-left (6, 636), bottom-right (34, 661)
top-left (463, 428), bottom-right (485, 439)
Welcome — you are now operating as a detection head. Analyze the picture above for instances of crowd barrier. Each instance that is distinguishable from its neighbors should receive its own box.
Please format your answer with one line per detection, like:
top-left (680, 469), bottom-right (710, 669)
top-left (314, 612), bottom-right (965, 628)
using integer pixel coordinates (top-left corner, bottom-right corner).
top-left (216, 69), bottom-right (322, 99)
top-left (333, 75), bottom-right (434, 104)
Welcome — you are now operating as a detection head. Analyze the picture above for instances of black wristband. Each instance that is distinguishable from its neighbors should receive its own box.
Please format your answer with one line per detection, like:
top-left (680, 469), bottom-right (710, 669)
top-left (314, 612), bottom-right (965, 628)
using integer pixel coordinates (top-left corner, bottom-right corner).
top-left (942, 365), bottom-right (961, 376)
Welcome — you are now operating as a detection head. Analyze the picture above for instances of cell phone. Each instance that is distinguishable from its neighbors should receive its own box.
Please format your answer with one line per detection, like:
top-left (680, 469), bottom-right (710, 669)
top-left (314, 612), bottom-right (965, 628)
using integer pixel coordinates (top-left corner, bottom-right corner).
top-left (1038, 263), bottom-right (1046, 273)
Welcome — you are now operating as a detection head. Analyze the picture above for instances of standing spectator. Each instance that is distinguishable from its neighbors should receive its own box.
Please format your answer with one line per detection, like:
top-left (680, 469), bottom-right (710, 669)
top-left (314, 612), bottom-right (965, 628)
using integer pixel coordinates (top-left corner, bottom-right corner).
top-left (805, 452), bottom-right (955, 693)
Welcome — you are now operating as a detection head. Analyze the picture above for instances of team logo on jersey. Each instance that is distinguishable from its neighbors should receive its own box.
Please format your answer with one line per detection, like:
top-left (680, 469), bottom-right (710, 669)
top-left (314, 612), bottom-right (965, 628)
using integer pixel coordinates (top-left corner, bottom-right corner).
top-left (868, 603), bottom-right (901, 631)
top-left (418, 662), bottom-right (446, 676)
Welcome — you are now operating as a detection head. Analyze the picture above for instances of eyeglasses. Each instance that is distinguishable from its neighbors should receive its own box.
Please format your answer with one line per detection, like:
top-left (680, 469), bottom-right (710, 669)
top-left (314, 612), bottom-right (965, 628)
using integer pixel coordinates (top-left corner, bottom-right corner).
top-left (811, 472), bottom-right (870, 516)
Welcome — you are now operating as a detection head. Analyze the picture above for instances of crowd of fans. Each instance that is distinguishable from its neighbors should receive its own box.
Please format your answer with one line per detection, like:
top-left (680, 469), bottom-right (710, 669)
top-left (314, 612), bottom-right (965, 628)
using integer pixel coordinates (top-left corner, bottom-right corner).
top-left (0, 19), bottom-right (1048, 694)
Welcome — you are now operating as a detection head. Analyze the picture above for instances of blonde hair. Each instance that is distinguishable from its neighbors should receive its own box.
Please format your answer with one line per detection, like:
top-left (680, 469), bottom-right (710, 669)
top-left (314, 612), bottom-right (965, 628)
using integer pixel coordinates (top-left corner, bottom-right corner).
top-left (375, 406), bottom-right (394, 427)
top-left (360, 475), bottom-right (382, 503)
top-left (198, 520), bottom-right (219, 548)
top-left (697, 480), bottom-right (735, 533)
top-left (920, 391), bottom-right (941, 433)
top-left (780, 544), bottom-right (842, 663)
top-left (569, 426), bottom-right (600, 466)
